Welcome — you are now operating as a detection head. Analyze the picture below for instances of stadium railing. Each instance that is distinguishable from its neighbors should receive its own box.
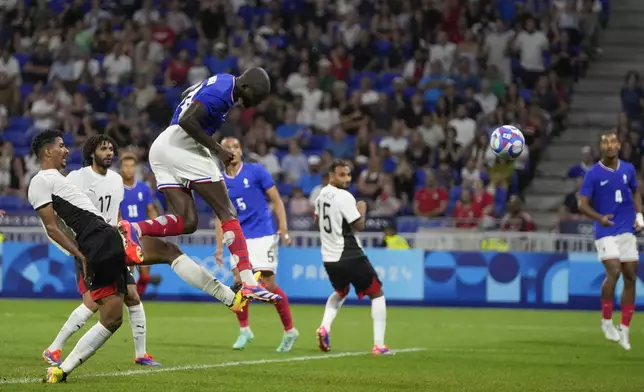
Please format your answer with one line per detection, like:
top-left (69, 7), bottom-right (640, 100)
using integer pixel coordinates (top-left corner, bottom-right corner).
top-left (1, 226), bottom-right (640, 253)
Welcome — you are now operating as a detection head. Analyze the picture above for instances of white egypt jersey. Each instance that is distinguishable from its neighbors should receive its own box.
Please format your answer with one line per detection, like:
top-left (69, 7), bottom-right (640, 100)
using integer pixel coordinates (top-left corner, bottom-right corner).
top-left (314, 185), bottom-right (366, 263)
top-left (66, 166), bottom-right (125, 226)
top-left (27, 169), bottom-right (107, 255)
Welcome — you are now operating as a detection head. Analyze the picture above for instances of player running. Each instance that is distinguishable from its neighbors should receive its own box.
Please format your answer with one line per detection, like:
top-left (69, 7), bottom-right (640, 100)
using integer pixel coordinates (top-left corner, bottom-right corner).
top-left (215, 137), bottom-right (299, 352)
top-left (119, 153), bottom-right (159, 296)
top-left (29, 130), bottom-right (145, 383)
top-left (120, 69), bottom-right (281, 304)
top-left (578, 131), bottom-right (644, 351)
top-left (313, 160), bottom-right (391, 355)
top-left (42, 136), bottom-right (161, 368)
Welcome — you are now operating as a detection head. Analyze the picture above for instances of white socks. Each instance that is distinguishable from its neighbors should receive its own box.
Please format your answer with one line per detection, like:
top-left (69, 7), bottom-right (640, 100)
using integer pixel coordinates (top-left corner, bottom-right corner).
top-left (171, 254), bottom-right (235, 305)
top-left (321, 292), bottom-right (346, 331)
top-left (49, 304), bottom-right (95, 351)
top-left (239, 269), bottom-right (256, 285)
top-left (60, 322), bottom-right (113, 375)
top-left (371, 296), bottom-right (387, 347)
top-left (127, 304), bottom-right (147, 358)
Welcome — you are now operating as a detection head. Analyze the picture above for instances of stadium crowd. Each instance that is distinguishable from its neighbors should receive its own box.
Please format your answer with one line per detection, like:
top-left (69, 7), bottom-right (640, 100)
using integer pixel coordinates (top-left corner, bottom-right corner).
top-left (0, 0), bottom-right (608, 231)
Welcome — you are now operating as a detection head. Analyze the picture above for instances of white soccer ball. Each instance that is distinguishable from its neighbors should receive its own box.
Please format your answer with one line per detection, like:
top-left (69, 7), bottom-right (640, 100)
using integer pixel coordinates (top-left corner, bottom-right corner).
top-left (489, 125), bottom-right (525, 159)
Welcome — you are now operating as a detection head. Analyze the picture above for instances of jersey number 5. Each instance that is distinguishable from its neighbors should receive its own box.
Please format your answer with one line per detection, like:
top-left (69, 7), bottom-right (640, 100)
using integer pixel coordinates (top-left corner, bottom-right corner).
top-left (236, 197), bottom-right (247, 211)
top-left (321, 202), bottom-right (332, 234)
top-left (98, 195), bottom-right (111, 213)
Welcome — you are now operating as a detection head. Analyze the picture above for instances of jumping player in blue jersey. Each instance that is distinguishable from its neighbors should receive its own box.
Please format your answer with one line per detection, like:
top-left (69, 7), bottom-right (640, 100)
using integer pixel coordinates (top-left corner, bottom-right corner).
top-left (215, 137), bottom-right (299, 352)
top-left (119, 153), bottom-right (158, 296)
top-left (120, 68), bottom-right (281, 304)
top-left (579, 130), bottom-right (644, 351)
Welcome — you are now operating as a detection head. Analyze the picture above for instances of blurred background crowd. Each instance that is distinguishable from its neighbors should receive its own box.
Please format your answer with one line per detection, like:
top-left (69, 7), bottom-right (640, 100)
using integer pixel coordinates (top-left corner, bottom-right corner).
top-left (0, 0), bottom-right (610, 232)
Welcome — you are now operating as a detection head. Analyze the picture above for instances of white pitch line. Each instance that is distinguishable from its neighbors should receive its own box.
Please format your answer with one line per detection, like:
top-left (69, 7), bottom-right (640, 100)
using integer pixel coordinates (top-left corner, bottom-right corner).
top-left (0, 347), bottom-right (426, 385)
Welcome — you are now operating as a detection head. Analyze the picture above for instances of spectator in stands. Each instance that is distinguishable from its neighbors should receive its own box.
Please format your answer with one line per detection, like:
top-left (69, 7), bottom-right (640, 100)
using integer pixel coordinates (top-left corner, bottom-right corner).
top-left (276, 105), bottom-right (308, 147)
top-left (288, 187), bottom-right (312, 216)
top-left (281, 140), bottom-right (308, 184)
top-left (413, 170), bottom-right (448, 218)
top-left (0, 104), bottom-right (7, 131)
top-left (73, 51), bottom-right (100, 85)
top-left (400, 91), bottom-right (427, 129)
top-left (370, 175), bottom-right (402, 217)
top-left (23, 40), bottom-right (52, 84)
top-left (559, 176), bottom-right (584, 221)
top-left (407, 131), bottom-right (431, 168)
top-left (418, 113), bottom-right (444, 149)
top-left (133, 0), bottom-right (160, 26)
top-left (312, 93), bottom-right (340, 133)
top-left (104, 43), bottom-right (133, 85)
top-left (48, 48), bottom-right (75, 86)
top-left (286, 63), bottom-right (310, 95)
top-left (297, 155), bottom-right (323, 196)
top-left (438, 126), bottom-right (463, 167)
top-left (430, 31), bottom-right (457, 73)
top-left (568, 145), bottom-right (595, 178)
top-left (164, 49), bottom-right (190, 87)
top-left (472, 179), bottom-right (494, 216)
top-left (449, 104), bottom-right (477, 146)
top-left (187, 56), bottom-right (210, 86)
top-left (357, 157), bottom-right (385, 199)
top-left (484, 19), bottom-right (513, 85)
top-left (393, 156), bottom-right (415, 206)
top-left (474, 79), bottom-right (499, 116)
top-left (299, 77), bottom-right (323, 123)
top-left (500, 196), bottom-right (537, 232)
top-left (620, 71), bottom-right (643, 122)
top-left (513, 16), bottom-right (549, 89)
top-left (461, 157), bottom-right (482, 184)
top-left (0, 46), bottom-right (20, 115)
top-left (452, 188), bottom-right (481, 229)
top-left (402, 49), bottom-right (429, 86)
top-left (253, 142), bottom-right (281, 180)
top-left (325, 126), bottom-right (353, 160)
top-left (380, 225), bottom-right (410, 250)
top-left (29, 87), bottom-right (59, 130)
top-left (380, 120), bottom-right (408, 156)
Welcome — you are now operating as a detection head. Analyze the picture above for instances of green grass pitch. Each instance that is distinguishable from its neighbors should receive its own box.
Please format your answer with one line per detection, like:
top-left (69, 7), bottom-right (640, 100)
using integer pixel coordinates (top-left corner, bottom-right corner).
top-left (0, 299), bottom-right (643, 391)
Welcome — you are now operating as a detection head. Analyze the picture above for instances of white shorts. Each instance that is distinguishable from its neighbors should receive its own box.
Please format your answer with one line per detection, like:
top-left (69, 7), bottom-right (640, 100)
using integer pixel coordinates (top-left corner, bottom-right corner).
top-left (595, 233), bottom-right (639, 262)
top-left (230, 235), bottom-right (279, 273)
top-left (149, 124), bottom-right (223, 190)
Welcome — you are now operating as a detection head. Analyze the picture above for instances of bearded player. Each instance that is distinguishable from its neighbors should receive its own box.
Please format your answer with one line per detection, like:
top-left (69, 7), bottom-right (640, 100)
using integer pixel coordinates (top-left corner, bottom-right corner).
top-left (43, 136), bottom-right (248, 370)
top-left (578, 130), bottom-right (644, 351)
top-left (118, 153), bottom-right (158, 295)
top-left (119, 69), bottom-right (281, 304)
top-left (215, 137), bottom-right (298, 352)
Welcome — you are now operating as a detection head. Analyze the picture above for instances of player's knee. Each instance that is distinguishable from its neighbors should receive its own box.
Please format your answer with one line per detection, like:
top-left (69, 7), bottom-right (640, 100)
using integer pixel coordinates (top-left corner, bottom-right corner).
top-left (99, 308), bottom-right (124, 332)
top-left (369, 290), bottom-right (384, 299)
top-left (164, 242), bottom-right (183, 262)
top-left (124, 289), bottom-right (141, 307)
top-left (182, 216), bottom-right (198, 234)
top-left (260, 271), bottom-right (275, 290)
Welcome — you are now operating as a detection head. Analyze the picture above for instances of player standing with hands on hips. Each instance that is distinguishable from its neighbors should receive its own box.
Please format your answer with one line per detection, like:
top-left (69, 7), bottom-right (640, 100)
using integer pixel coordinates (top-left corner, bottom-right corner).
top-left (578, 130), bottom-right (644, 350)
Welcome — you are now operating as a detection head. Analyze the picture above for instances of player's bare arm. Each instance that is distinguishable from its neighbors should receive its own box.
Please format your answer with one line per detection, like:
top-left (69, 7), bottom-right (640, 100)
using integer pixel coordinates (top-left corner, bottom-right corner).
top-left (633, 189), bottom-right (644, 230)
top-left (37, 203), bottom-right (87, 272)
top-left (266, 186), bottom-right (291, 244)
top-left (578, 195), bottom-right (614, 227)
top-left (178, 102), bottom-right (233, 164)
top-left (351, 200), bottom-right (368, 232)
top-left (147, 203), bottom-right (158, 219)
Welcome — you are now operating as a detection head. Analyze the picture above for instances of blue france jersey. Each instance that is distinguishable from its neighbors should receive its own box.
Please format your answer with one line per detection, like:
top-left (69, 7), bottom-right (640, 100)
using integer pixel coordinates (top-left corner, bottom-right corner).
top-left (579, 160), bottom-right (638, 240)
top-left (170, 74), bottom-right (236, 136)
top-left (224, 163), bottom-right (275, 239)
top-left (120, 181), bottom-right (154, 222)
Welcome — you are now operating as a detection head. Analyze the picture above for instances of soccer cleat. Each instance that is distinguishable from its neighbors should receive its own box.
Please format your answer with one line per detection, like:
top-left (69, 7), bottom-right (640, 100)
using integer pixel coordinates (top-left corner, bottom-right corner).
top-left (619, 325), bottom-right (631, 351)
top-left (117, 220), bottom-right (145, 264)
top-left (45, 366), bottom-right (67, 383)
top-left (276, 328), bottom-right (299, 352)
top-left (134, 353), bottom-right (162, 366)
top-left (254, 271), bottom-right (263, 286)
top-left (372, 345), bottom-right (394, 355)
top-left (228, 283), bottom-right (249, 313)
top-left (316, 326), bottom-right (331, 352)
top-left (232, 329), bottom-right (254, 350)
top-left (241, 283), bottom-right (282, 303)
top-left (601, 319), bottom-right (620, 342)
top-left (42, 348), bottom-right (62, 366)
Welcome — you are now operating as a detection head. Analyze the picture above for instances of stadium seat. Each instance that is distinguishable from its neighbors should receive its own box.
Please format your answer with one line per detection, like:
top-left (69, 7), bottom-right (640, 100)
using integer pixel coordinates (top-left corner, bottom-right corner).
top-left (308, 135), bottom-right (328, 151)
top-left (277, 183), bottom-right (294, 197)
top-left (14, 53), bottom-right (30, 68)
top-left (69, 150), bottom-right (83, 165)
top-left (380, 72), bottom-right (401, 88)
top-left (2, 131), bottom-right (30, 147)
top-left (62, 133), bottom-right (75, 147)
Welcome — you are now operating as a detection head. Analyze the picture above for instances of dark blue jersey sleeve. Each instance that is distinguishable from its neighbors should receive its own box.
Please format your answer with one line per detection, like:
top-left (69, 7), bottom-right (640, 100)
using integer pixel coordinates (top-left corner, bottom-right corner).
top-left (257, 164), bottom-right (275, 193)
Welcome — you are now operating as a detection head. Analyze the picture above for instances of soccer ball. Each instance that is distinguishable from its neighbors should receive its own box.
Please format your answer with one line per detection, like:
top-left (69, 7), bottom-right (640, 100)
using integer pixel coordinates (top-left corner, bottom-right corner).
top-left (489, 125), bottom-right (525, 159)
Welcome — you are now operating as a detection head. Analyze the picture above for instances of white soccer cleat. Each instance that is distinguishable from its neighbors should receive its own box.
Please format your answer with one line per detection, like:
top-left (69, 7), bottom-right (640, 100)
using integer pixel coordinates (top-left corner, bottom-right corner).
top-left (601, 319), bottom-right (620, 342)
top-left (619, 325), bottom-right (631, 351)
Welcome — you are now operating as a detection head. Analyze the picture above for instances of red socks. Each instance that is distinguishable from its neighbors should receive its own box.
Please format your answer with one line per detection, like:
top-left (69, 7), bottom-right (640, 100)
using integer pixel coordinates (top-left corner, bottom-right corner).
top-left (136, 274), bottom-right (150, 296)
top-left (221, 219), bottom-right (251, 271)
top-left (622, 304), bottom-right (635, 327)
top-left (273, 286), bottom-right (293, 331)
top-left (601, 299), bottom-right (613, 320)
top-left (236, 286), bottom-right (293, 331)
top-left (236, 302), bottom-right (250, 328)
top-left (134, 214), bottom-right (185, 237)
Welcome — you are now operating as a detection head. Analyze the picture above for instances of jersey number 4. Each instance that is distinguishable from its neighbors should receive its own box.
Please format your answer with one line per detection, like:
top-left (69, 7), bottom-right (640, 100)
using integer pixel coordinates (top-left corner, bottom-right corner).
top-left (615, 190), bottom-right (623, 203)
top-left (178, 75), bottom-right (218, 120)
top-left (321, 202), bottom-right (332, 234)
top-left (98, 195), bottom-right (111, 213)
